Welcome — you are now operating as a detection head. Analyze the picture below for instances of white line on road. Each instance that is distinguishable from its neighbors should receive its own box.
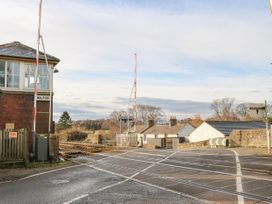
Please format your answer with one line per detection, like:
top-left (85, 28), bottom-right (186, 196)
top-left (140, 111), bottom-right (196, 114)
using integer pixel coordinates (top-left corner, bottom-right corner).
top-left (114, 154), bottom-right (272, 182)
top-left (63, 194), bottom-right (88, 204)
top-left (0, 180), bottom-right (12, 185)
top-left (5, 149), bottom-right (137, 184)
top-left (128, 151), bottom-right (166, 157)
top-left (62, 151), bottom-right (202, 204)
top-left (230, 149), bottom-right (244, 204)
top-left (19, 164), bottom-right (83, 181)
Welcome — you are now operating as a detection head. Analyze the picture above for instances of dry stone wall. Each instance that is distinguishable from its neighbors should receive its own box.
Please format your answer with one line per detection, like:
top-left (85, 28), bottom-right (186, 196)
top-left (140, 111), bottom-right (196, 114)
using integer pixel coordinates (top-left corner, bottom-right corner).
top-left (228, 129), bottom-right (267, 148)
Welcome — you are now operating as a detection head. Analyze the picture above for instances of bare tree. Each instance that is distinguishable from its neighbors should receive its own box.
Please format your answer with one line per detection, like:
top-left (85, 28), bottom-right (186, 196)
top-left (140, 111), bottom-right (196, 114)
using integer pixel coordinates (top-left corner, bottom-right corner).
top-left (210, 98), bottom-right (237, 121)
top-left (109, 110), bottom-right (128, 122)
top-left (137, 104), bottom-right (164, 124)
top-left (235, 103), bottom-right (249, 120)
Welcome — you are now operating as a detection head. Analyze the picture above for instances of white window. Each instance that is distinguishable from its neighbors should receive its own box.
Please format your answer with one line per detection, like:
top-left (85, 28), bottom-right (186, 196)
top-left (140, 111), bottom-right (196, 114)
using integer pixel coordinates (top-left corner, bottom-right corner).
top-left (25, 64), bottom-right (35, 88)
top-left (0, 61), bottom-right (20, 88)
top-left (25, 64), bottom-right (49, 90)
top-left (0, 61), bottom-right (5, 87)
top-left (38, 64), bottom-right (49, 89)
top-left (6, 61), bottom-right (20, 88)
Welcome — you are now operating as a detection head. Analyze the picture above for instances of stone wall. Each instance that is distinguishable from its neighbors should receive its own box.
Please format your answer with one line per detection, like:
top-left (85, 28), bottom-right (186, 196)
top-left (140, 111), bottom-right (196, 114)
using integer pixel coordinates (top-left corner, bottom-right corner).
top-left (228, 129), bottom-right (267, 148)
top-left (179, 140), bottom-right (208, 149)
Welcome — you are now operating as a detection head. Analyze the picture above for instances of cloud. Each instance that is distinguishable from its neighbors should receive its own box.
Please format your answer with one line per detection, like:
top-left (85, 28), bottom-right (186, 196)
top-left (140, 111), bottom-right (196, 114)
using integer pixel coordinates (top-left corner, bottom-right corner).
top-left (116, 97), bottom-right (211, 117)
top-left (1, 0), bottom-right (272, 120)
top-left (54, 102), bottom-right (109, 120)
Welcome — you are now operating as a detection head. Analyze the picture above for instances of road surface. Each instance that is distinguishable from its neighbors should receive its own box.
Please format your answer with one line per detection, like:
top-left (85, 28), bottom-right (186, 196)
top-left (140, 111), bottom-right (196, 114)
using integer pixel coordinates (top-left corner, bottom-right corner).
top-left (0, 148), bottom-right (272, 204)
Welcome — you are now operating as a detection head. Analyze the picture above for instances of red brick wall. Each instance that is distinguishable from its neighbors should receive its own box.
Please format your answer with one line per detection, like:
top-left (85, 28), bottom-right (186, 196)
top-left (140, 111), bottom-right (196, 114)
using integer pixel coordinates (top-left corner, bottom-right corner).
top-left (0, 91), bottom-right (51, 151)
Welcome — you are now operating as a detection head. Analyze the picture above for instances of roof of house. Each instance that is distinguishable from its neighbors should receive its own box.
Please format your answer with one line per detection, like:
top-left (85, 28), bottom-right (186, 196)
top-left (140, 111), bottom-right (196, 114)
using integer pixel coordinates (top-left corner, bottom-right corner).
top-left (135, 125), bottom-right (150, 134)
top-left (143, 123), bottom-right (189, 135)
top-left (206, 121), bottom-right (266, 136)
top-left (0, 41), bottom-right (60, 63)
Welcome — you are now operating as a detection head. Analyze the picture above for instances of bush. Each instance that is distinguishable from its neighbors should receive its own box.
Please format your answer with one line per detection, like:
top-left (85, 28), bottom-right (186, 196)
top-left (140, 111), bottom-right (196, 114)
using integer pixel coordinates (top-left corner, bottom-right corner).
top-left (67, 131), bottom-right (88, 141)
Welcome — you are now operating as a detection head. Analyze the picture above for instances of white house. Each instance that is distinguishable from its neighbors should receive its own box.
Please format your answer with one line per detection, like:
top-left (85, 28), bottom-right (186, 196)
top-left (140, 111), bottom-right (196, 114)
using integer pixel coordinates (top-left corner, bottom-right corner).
top-left (189, 121), bottom-right (266, 143)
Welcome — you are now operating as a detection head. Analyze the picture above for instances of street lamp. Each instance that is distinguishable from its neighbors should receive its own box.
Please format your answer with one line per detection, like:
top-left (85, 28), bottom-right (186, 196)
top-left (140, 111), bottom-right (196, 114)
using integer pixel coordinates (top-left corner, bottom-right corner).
top-left (53, 68), bottom-right (59, 73)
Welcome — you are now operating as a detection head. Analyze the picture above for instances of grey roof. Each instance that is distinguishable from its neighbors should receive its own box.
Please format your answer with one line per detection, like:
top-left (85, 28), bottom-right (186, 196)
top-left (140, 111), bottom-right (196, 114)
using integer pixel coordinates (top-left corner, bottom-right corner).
top-left (206, 121), bottom-right (266, 136)
top-left (143, 123), bottom-right (188, 135)
top-left (0, 41), bottom-right (60, 64)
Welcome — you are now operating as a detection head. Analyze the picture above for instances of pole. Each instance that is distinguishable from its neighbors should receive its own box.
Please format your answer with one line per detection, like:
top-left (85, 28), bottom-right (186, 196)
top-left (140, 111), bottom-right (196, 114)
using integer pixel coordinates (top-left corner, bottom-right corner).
top-left (32, 0), bottom-right (43, 155)
top-left (40, 35), bottom-right (51, 159)
top-left (40, 36), bottom-right (51, 133)
top-left (134, 53), bottom-right (137, 132)
top-left (265, 100), bottom-right (271, 154)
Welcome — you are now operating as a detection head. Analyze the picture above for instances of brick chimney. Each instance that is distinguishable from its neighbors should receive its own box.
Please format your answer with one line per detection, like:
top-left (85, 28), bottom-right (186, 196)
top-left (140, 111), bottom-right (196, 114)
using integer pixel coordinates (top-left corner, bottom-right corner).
top-left (148, 119), bottom-right (155, 127)
top-left (169, 116), bottom-right (177, 127)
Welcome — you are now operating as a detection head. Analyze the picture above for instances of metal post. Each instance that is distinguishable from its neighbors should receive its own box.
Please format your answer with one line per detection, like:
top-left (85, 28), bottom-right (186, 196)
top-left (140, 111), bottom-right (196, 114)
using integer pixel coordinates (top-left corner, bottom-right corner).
top-left (265, 100), bottom-right (271, 154)
top-left (133, 53), bottom-right (137, 132)
top-left (40, 36), bottom-right (51, 134)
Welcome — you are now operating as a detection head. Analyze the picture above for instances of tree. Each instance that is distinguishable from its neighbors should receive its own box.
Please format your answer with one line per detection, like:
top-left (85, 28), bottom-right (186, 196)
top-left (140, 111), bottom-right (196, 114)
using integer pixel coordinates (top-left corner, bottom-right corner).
top-left (210, 98), bottom-right (237, 121)
top-left (137, 104), bottom-right (164, 124)
top-left (57, 111), bottom-right (72, 131)
top-left (109, 110), bottom-right (128, 122)
top-left (191, 114), bottom-right (203, 127)
top-left (235, 103), bottom-right (249, 120)
top-left (102, 110), bottom-right (128, 133)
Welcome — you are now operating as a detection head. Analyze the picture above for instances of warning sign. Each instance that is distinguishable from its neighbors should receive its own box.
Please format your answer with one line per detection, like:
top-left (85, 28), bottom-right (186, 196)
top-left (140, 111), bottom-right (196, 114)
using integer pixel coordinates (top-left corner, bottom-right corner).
top-left (9, 132), bottom-right (18, 139)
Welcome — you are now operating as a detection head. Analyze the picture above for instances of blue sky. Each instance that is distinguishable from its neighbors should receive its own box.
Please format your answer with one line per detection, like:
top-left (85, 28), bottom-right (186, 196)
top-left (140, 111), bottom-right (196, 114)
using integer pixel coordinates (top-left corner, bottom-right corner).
top-left (1, 0), bottom-right (272, 120)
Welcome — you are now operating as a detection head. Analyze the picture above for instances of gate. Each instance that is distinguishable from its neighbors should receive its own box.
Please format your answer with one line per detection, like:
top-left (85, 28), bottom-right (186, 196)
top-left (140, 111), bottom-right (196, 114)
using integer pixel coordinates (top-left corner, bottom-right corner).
top-left (0, 129), bottom-right (28, 163)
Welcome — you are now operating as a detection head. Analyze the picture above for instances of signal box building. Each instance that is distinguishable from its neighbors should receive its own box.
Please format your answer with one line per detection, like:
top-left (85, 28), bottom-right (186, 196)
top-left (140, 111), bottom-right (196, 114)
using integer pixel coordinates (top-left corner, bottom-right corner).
top-left (0, 41), bottom-right (60, 153)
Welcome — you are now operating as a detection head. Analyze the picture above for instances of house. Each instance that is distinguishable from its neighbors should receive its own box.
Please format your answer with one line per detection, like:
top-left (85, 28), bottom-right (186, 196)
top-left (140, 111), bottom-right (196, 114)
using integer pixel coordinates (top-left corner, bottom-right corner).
top-left (189, 121), bottom-right (266, 143)
top-left (139, 117), bottom-right (195, 148)
top-left (0, 41), bottom-right (60, 158)
top-left (116, 124), bottom-right (150, 146)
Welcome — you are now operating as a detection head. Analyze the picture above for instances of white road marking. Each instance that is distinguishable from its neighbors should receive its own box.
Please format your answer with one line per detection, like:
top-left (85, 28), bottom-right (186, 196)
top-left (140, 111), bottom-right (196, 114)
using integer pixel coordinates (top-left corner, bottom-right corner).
top-left (63, 194), bottom-right (88, 204)
top-left (89, 164), bottom-right (202, 201)
top-left (93, 148), bottom-right (136, 162)
top-left (15, 149), bottom-right (137, 183)
top-left (230, 149), bottom-right (244, 204)
top-left (128, 151), bottom-right (166, 157)
top-left (177, 151), bottom-right (233, 156)
top-left (19, 164), bottom-right (82, 181)
top-left (0, 180), bottom-right (12, 184)
top-left (114, 154), bottom-right (272, 182)
top-left (64, 150), bottom-right (268, 204)
top-left (63, 151), bottom-right (203, 204)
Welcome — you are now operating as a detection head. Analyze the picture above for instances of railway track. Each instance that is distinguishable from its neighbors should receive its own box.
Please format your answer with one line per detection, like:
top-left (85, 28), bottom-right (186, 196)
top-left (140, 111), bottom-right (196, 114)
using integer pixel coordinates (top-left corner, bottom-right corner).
top-left (59, 142), bottom-right (129, 157)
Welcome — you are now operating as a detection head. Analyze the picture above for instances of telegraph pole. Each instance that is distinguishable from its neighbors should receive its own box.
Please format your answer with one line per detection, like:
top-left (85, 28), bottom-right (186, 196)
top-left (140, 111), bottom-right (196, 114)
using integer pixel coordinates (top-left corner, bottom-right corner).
top-left (249, 101), bottom-right (271, 154)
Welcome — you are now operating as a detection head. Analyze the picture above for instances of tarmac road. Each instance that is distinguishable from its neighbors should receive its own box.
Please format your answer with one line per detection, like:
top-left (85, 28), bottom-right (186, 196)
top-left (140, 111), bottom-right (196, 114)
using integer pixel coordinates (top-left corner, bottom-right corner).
top-left (0, 148), bottom-right (271, 204)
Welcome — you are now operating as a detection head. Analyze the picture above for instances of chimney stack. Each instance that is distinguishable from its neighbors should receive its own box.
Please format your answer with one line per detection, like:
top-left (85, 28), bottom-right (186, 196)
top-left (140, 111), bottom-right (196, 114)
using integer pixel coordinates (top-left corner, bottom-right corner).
top-left (169, 116), bottom-right (177, 127)
top-left (148, 119), bottom-right (155, 127)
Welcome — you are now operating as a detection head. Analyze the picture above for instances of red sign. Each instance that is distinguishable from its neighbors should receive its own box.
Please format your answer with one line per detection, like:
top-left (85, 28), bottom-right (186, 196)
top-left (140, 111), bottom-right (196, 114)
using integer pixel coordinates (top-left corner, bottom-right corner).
top-left (9, 132), bottom-right (18, 139)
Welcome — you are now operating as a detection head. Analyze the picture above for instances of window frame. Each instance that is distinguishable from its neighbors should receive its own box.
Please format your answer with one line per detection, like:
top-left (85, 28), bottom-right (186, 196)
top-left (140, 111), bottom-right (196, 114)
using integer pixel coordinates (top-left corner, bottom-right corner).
top-left (0, 60), bottom-right (20, 89)
top-left (0, 60), bottom-right (6, 88)
top-left (24, 63), bottom-right (50, 91)
top-left (6, 61), bottom-right (20, 88)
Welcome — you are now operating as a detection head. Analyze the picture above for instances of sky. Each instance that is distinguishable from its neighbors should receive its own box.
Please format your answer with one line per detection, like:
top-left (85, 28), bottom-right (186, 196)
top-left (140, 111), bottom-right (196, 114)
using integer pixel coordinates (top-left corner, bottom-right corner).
top-left (1, 0), bottom-right (272, 121)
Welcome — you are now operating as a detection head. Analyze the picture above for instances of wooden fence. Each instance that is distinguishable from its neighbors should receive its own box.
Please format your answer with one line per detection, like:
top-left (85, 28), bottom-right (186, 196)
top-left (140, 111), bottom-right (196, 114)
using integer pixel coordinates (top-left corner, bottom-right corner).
top-left (0, 129), bottom-right (28, 163)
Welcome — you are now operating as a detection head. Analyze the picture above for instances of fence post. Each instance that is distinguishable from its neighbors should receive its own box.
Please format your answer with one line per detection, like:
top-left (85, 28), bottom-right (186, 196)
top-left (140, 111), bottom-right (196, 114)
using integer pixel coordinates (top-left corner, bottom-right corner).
top-left (24, 129), bottom-right (29, 165)
top-left (0, 130), bottom-right (2, 161)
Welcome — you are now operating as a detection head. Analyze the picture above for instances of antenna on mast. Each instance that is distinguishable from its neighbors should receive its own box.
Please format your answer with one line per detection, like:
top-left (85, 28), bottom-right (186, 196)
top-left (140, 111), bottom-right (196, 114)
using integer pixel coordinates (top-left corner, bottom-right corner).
top-left (127, 53), bottom-right (138, 132)
top-left (133, 53), bottom-right (137, 132)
